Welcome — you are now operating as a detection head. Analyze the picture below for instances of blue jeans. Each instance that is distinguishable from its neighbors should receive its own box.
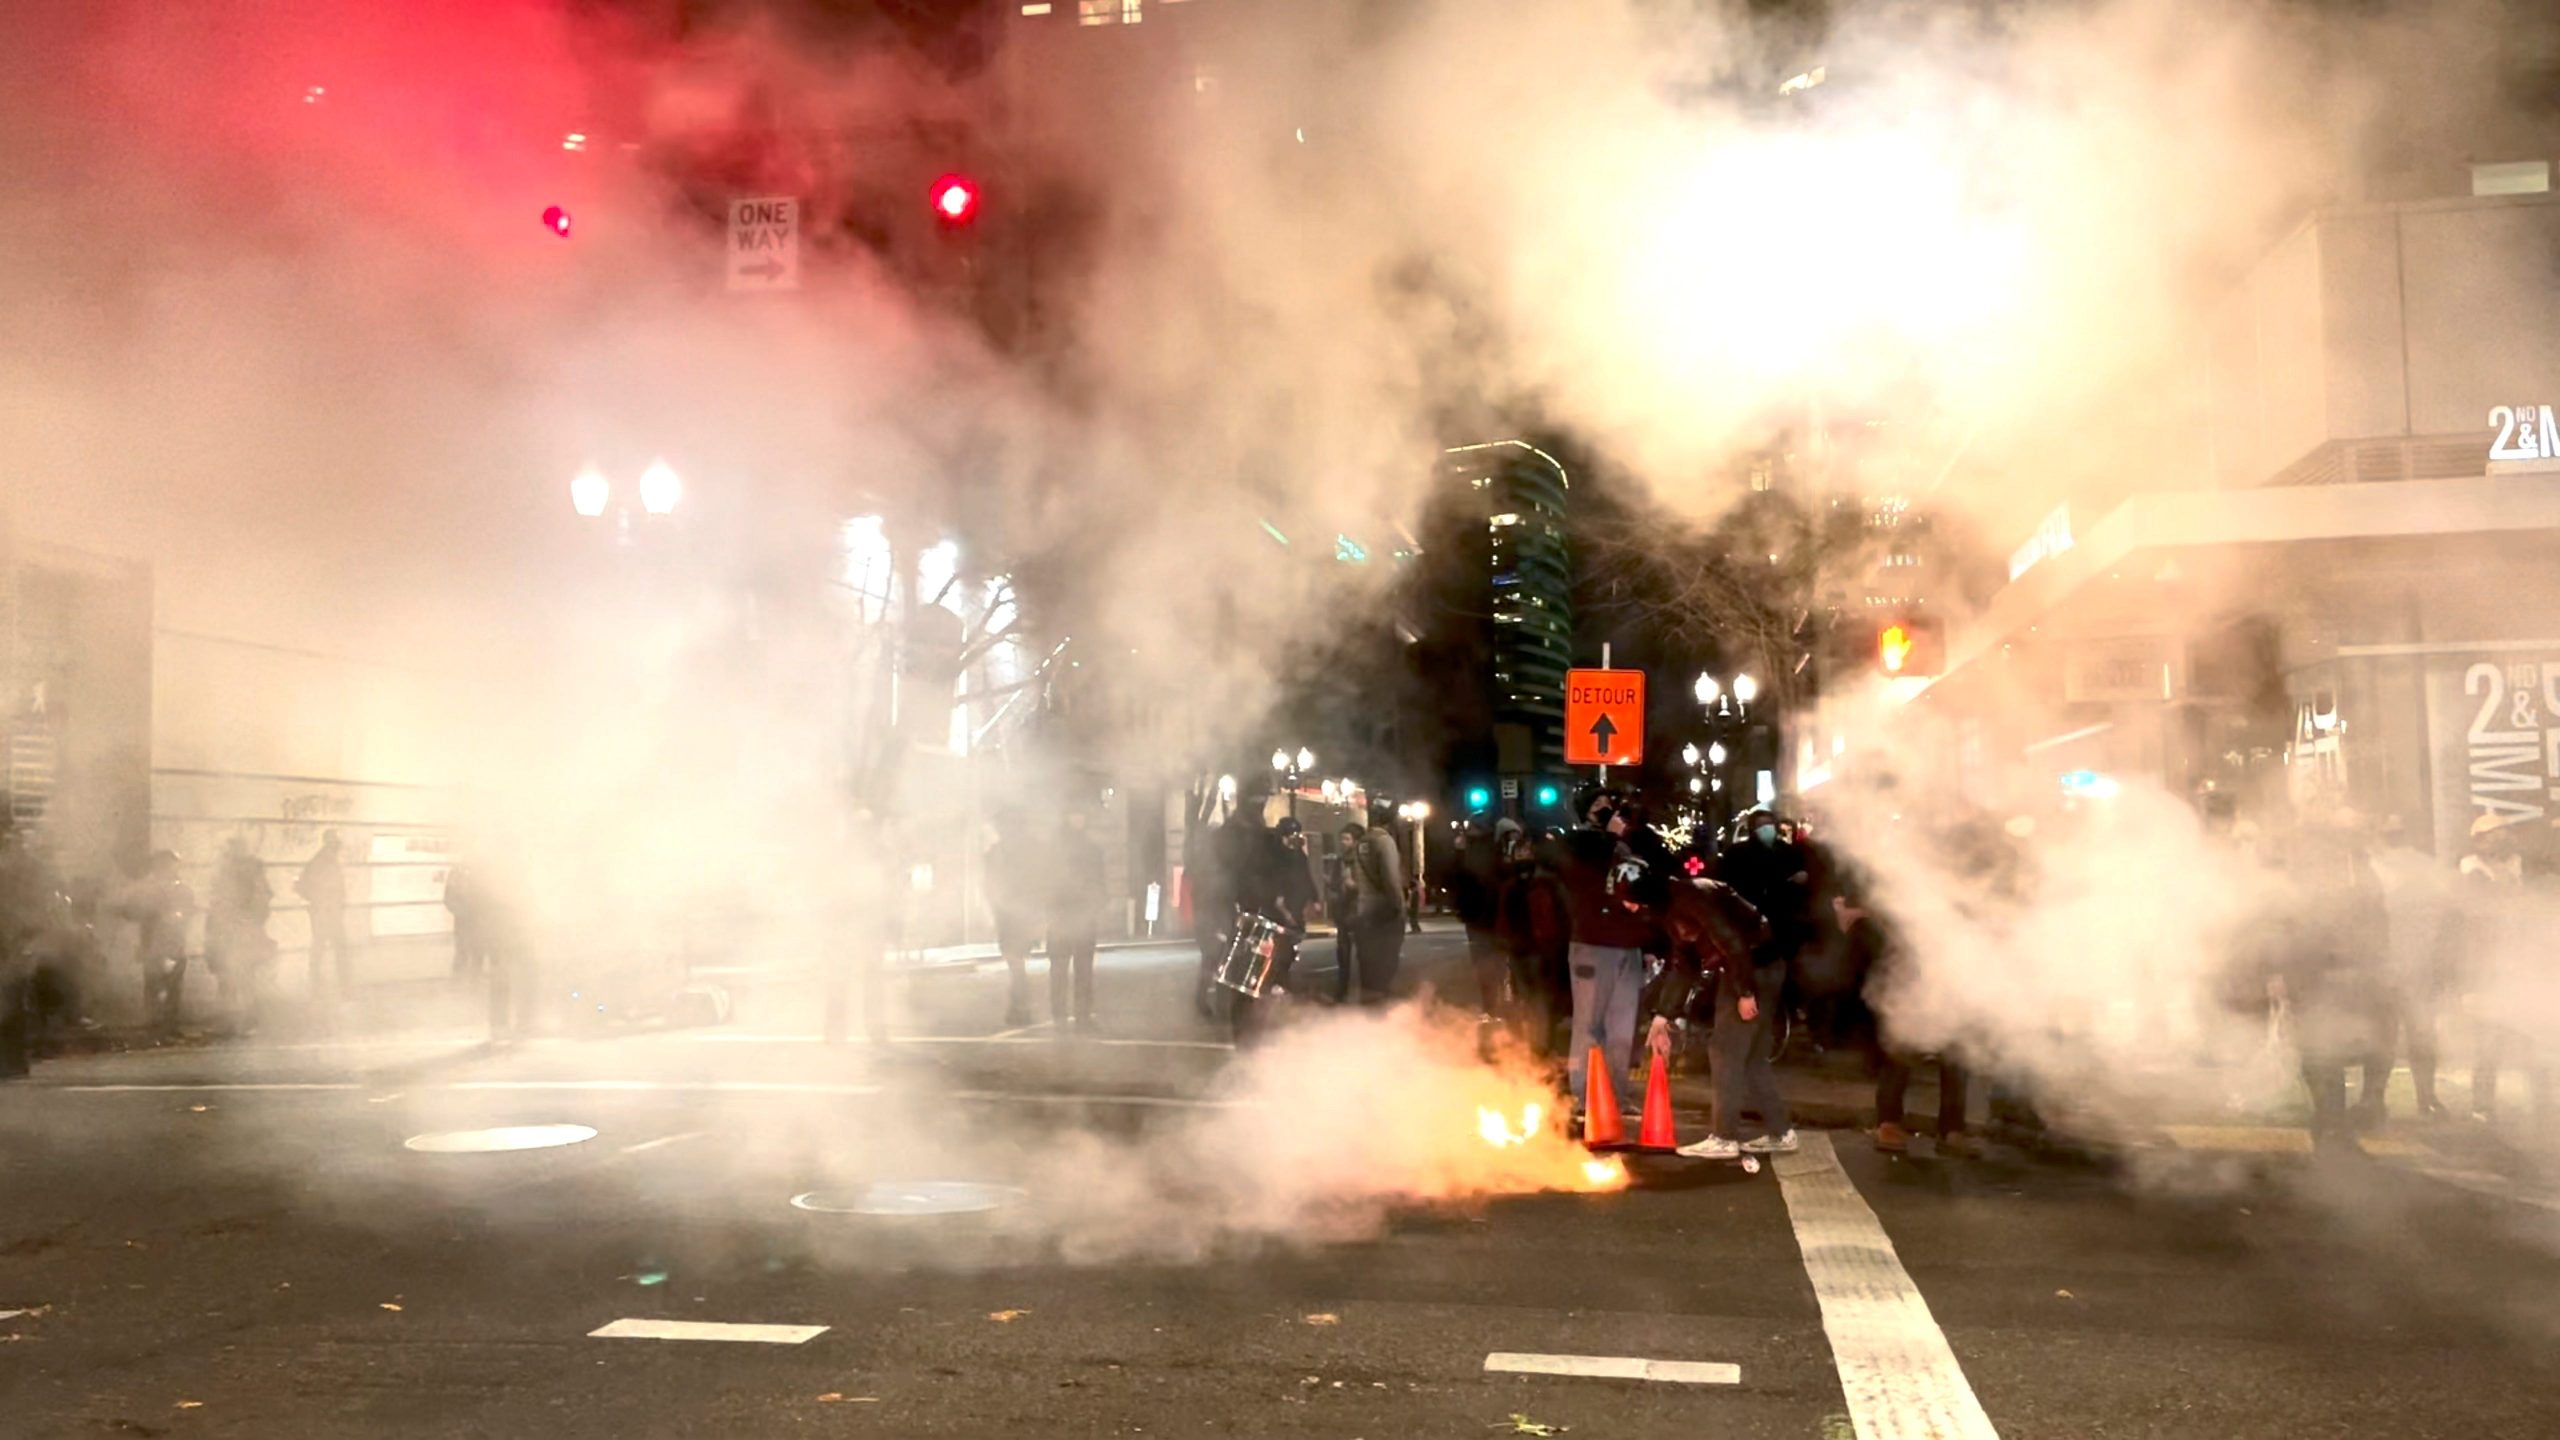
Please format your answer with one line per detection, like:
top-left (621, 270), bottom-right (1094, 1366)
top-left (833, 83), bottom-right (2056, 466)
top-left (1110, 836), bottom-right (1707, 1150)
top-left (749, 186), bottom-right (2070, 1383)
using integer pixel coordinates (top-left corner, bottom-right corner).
top-left (1566, 942), bottom-right (1644, 1108)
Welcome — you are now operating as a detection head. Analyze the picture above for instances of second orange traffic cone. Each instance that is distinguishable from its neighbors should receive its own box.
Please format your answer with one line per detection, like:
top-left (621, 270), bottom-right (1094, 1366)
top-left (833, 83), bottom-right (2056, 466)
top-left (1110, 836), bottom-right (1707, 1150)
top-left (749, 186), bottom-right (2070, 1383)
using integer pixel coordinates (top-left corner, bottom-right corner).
top-left (1582, 1046), bottom-right (1626, 1148)
top-left (1637, 1053), bottom-right (1678, 1150)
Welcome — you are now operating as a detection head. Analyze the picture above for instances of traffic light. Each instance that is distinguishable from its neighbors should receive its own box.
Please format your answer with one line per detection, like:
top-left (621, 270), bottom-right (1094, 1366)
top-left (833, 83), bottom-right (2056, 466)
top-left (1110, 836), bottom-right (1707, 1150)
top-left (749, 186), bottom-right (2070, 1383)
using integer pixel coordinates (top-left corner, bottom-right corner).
top-left (1875, 616), bottom-right (1945, 677)
top-left (1465, 785), bottom-right (1492, 811)
top-left (930, 173), bottom-right (980, 227)
top-left (541, 205), bottom-right (571, 238)
top-left (1535, 783), bottom-right (1560, 807)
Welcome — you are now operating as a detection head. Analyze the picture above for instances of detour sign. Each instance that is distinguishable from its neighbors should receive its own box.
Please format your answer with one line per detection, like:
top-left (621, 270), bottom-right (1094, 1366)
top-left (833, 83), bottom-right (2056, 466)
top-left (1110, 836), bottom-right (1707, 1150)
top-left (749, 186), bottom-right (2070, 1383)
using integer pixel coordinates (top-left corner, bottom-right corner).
top-left (1564, 668), bottom-right (1645, 767)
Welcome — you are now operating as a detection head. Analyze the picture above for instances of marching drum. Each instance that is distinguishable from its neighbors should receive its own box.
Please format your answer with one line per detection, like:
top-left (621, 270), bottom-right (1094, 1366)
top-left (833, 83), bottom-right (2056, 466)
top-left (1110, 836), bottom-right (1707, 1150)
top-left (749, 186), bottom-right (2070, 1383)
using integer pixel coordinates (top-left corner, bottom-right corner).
top-left (1216, 913), bottom-right (1286, 998)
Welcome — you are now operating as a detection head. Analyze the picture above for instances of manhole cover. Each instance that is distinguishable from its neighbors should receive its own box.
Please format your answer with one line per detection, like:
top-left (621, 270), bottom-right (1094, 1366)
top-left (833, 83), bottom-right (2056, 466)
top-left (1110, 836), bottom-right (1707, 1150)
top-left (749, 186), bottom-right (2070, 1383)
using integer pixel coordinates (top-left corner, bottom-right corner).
top-left (789, 1182), bottom-right (1025, 1216)
top-left (403, 1124), bottom-right (599, 1153)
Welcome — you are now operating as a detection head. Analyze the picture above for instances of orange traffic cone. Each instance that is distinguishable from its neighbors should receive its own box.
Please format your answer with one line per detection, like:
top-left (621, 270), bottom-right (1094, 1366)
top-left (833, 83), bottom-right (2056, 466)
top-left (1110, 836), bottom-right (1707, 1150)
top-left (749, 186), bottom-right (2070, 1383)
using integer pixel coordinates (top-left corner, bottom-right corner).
top-left (1582, 1047), bottom-right (1626, 1148)
top-left (1638, 1053), bottom-right (1678, 1150)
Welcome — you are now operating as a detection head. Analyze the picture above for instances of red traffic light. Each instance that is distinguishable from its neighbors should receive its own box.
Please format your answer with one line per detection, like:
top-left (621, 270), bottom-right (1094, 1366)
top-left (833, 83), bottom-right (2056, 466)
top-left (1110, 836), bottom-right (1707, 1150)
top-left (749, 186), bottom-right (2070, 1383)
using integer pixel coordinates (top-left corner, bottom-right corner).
top-left (930, 173), bottom-right (980, 226)
top-left (541, 205), bottom-right (572, 238)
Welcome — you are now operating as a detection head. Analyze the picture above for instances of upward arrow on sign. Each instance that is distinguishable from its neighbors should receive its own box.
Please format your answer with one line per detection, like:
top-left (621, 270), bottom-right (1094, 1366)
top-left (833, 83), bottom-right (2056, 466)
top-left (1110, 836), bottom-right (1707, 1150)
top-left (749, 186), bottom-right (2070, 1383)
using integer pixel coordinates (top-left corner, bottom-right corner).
top-left (1589, 713), bottom-right (1618, 756)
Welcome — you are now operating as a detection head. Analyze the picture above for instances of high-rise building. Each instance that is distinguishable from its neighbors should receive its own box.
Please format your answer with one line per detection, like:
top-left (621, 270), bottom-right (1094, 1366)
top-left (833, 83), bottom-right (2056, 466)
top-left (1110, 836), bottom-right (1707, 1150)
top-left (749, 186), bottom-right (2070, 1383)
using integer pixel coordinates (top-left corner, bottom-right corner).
top-left (1442, 441), bottom-right (1573, 785)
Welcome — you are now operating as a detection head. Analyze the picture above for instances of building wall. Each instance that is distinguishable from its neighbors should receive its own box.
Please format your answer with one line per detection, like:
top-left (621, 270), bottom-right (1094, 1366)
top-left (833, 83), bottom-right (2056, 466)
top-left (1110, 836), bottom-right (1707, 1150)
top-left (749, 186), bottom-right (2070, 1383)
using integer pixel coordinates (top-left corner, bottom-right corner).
top-left (2209, 195), bottom-right (2560, 487)
top-left (149, 628), bottom-right (463, 966)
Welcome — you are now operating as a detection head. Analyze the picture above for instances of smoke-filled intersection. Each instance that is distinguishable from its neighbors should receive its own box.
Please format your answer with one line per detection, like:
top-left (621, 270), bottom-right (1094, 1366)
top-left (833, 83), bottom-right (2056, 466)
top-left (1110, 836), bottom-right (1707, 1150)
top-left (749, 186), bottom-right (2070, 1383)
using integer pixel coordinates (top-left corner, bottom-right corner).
top-left (6, 0), bottom-right (2560, 1435)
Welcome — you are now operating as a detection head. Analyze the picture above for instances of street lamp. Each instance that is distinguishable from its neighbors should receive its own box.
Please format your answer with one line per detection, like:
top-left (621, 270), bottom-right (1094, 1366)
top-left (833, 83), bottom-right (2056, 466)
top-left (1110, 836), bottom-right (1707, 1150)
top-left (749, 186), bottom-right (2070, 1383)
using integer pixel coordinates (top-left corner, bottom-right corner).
top-left (1708, 741), bottom-right (1727, 766)
top-left (1272, 746), bottom-right (1315, 820)
top-left (570, 466), bottom-right (610, 518)
top-left (638, 458), bottom-right (683, 516)
top-left (1694, 672), bottom-right (1720, 705)
top-left (1732, 673), bottom-right (1759, 706)
top-left (1681, 742), bottom-right (1700, 767)
top-left (571, 460), bottom-right (683, 535)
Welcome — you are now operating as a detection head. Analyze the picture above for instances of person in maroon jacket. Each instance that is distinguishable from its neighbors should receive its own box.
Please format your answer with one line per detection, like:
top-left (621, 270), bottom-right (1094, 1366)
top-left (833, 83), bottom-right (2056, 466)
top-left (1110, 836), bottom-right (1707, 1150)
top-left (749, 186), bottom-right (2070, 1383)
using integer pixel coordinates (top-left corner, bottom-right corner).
top-left (1559, 799), bottom-right (1653, 1119)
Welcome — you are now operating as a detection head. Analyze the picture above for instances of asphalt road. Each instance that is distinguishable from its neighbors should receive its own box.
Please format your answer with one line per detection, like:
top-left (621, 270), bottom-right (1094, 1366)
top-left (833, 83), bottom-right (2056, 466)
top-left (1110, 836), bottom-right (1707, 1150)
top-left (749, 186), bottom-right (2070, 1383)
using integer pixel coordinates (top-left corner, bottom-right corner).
top-left (6, 933), bottom-right (2560, 1439)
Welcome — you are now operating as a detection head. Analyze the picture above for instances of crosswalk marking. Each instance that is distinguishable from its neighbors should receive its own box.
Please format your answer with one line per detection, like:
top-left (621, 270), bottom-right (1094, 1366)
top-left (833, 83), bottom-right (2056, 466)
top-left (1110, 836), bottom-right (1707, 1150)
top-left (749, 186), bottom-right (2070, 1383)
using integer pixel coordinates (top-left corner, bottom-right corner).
top-left (1775, 1131), bottom-right (2000, 1440)
top-left (1484, 1352), bottom-right (1740, 1385)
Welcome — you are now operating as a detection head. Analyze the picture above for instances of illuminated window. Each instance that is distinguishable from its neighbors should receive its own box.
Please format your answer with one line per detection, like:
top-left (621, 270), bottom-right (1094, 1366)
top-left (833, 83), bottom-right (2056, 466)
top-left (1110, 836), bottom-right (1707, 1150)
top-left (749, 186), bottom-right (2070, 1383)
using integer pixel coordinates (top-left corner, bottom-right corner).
top-left (1020, 2), bottom-right (1053, 14)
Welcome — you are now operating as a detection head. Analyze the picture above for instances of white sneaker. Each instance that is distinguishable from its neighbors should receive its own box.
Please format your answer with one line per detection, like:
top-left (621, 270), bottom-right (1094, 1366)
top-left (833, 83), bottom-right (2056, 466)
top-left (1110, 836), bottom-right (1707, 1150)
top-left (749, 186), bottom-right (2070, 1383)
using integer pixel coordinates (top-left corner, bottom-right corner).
top-left (1678, 1134), bottom-right (1744, 1160)
top-left (1743, 1129), bottom-right (1800, 1155)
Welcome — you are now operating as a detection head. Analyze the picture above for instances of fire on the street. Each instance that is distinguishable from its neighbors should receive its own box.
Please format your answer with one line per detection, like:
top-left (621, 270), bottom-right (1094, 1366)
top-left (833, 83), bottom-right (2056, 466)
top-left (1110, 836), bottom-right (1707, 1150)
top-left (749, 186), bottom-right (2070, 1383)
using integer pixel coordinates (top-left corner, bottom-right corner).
top-left (1474, 1102), bottom-right (1628, 1193)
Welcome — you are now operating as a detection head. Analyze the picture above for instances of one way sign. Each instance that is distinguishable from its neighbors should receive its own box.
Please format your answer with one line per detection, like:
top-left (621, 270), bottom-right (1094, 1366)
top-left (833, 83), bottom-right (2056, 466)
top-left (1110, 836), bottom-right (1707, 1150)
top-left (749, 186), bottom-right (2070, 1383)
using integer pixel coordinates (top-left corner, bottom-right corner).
top-left (1564, 667), bottom-right (1645, 767)
top-left (728, 196), bottom-right (800, 292)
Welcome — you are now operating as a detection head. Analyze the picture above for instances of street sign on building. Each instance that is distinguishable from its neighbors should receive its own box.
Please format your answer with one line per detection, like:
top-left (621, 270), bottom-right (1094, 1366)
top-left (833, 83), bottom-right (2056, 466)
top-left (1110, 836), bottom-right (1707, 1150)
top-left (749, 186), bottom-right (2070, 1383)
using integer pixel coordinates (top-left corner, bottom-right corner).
top-left (1564, 668), bottom-right (1645, 767)
top-left (727, 196), bottom-right (800, 292)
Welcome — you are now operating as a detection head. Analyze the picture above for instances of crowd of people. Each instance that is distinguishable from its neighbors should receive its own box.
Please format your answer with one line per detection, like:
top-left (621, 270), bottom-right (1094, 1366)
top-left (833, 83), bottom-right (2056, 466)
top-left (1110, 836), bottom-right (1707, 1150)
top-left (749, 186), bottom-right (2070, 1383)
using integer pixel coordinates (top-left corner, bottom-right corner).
top-left (0, 819), bottom-right (359, 1072)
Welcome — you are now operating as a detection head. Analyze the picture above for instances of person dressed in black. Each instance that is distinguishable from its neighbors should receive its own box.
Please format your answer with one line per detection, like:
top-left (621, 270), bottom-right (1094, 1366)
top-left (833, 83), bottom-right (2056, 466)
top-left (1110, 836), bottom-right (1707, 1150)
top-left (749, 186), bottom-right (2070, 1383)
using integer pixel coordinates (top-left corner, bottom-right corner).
top-left (1449, 815), bottom-right (1510, 1022)
top-left (1841, 877), bottom-right (1972, 1154)
top-left (444, 861), bottom-right (487, 983)
top-left (296, 830), bottom-right (352, 1005)
top-left (2279, 820), bottom-right (2392, 1157)
top-left (1048, 809), bottom-right (1106, 1031)
top-left (127, 849), bottom-right (196, 1035)
top-left (1220, 800), bottom-right (1309, 1044)
top-left (984, 810), bottom-right (1045, 1028)
top-left (206, 834), bottom-right (275, 1034)
top-left (1717, 807), bottom-right (1812, 1021)
top-left (1189, 810), bottom-right (1232, 1019)
top-left (1496, 823), bottom-right (1573, 1058)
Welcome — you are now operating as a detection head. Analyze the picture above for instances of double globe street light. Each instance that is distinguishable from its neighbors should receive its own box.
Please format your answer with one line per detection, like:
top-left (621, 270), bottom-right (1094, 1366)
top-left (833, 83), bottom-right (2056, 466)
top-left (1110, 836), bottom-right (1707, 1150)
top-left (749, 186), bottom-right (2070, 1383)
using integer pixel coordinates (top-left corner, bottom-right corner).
top-left (570, 459), bottom-right (683, 540)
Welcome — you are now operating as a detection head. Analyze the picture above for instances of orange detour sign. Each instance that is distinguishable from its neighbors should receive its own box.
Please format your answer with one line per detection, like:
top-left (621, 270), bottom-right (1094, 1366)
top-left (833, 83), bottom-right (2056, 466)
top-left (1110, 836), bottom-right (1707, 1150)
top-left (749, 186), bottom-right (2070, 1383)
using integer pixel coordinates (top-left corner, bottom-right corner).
top-left (1564, 668), bottom-right (1645, 767)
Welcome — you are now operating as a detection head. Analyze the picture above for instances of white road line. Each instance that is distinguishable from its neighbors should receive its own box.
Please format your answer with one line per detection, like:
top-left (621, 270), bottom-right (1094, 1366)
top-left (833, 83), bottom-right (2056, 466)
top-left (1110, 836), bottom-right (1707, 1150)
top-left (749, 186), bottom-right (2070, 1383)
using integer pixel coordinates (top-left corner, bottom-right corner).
top-left (1484, 1353), bottom-right (1740, 1385)
top-left (988, 1019), bottom-right (1055, 1041)
top-left (1773, 1132), bottom-right (2000, 1440)
top-left (587, 1318), bottom-right (827, 1345)
top-left (620, 1130), bottom-right (707, 1155)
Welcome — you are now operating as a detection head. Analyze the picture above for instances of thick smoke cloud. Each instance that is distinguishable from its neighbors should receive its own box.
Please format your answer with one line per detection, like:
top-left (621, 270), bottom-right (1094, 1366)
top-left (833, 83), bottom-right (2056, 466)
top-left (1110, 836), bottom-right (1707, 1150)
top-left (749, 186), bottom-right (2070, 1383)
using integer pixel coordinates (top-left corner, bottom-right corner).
top-left (3, 0), bottom-right (2549, 1255)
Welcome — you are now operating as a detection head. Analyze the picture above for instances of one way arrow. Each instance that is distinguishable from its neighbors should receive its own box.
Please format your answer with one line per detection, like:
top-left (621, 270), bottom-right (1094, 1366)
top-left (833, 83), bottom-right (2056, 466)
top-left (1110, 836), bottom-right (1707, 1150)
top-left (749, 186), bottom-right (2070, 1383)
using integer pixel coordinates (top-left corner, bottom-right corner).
top-left (737, 257), bottom-right (787, 281)
top-left (1589, 713), bottom-right (1617, 756)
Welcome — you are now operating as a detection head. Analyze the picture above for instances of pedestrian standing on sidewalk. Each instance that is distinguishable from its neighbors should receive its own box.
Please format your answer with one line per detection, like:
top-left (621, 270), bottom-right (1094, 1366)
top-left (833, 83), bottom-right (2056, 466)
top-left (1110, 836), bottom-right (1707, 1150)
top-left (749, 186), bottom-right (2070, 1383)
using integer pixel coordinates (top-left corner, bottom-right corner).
top-left (2369, 815), bottom-right (2454, 1120)
top-left (1048, 808), bottom-right (1105, 1032)
top-left (443, 861), bottom-right (486, 983)
top-left (1559, 794), bottom-right (1648, 1122)
top-left (2277, 819), bottom-right (2390, 1158)
top-left (1327, 823), bottom-right (1364, 1002)
top-left (2460, 814), bottom-right (2550, 1133)
top-left (984, 810), bottom-right (1044, 1028)
top-left (296, 830), bottom-right (351, 1005)
top-left (1351, 801), bottom-right (1409, 1002)
top-left (1843, 884), bottom-right (1974, 1155)
top-left (0, 816), bottom-right (42, 1077)
top-left (206, 833), bottom-right (274, 1034)
top-left (127, 849), bottom-right (196, 1035)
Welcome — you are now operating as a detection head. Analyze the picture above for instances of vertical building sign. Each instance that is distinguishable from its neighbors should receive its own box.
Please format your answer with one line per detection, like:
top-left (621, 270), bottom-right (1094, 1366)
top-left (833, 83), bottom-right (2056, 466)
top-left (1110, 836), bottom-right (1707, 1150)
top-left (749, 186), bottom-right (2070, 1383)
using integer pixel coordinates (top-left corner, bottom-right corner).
top-left (2429, 656), bottom-right (2560, 852)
